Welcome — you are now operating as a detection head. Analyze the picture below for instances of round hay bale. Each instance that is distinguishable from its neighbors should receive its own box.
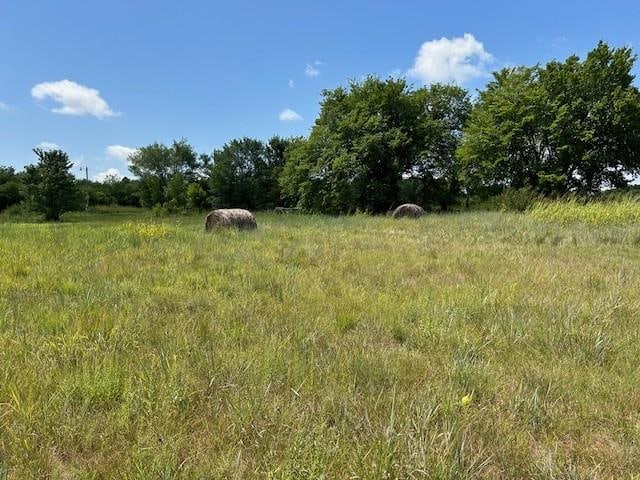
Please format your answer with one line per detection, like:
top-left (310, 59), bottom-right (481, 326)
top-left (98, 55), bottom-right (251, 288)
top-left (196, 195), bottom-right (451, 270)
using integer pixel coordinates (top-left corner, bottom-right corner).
top-left (392, 203), bottom-right (425, 219)
top-left (205, 209), bottom-right (257, 231)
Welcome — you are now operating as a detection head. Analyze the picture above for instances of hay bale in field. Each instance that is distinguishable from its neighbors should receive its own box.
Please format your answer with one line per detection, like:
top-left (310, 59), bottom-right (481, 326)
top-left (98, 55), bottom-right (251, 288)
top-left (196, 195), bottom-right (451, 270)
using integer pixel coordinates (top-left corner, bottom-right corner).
top-left (205, 209), bottom-right (257, 231)
top-left (392, 203), bottom-right (425, 219)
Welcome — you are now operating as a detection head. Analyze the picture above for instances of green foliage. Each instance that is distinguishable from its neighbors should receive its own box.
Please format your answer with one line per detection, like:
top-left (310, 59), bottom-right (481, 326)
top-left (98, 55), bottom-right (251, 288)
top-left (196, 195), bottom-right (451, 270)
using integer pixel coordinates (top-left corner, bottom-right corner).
top-left (23, 149), bottom-right (80, 221)
top-left (106, 177), bottom-right (142, 206)
top-left (0, 166), bottom-right (23, 211)
top-left (458, 66), bottom-right (550, 191)
top-left (279, 136), bottom-right (317, 208)
top-left (129, 139), bottom-right (204, 207)
top-left (128, 139), bottom-right (200, 182)
top-left (412, 83), bottom-right (471, 210)
top-left (493, 187), bottom-right (543, 212)
top-left (139, 174), bottom-right (165, 208)
top-left (279, 77), bottom-right (471, 213)
top-left (164, 172), bottom-right (188, 212)
top-left (185, 182), bottom-right (209, 211)
top-left (282, 77), bottom-right (419, 213)
top-left (208, 137), bottom-right (266, 209)
top-left (209, 136), bottom-right (293, 209)
top-left (76, 177), bottom-right (142, 208)
top-left (459, 42), bottom-right (640, 196)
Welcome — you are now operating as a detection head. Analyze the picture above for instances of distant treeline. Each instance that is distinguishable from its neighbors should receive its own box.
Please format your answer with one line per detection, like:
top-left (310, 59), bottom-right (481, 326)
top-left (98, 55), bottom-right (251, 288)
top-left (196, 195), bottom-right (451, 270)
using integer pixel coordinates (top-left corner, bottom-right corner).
top-left (2, 41), bottom-right (640, 219)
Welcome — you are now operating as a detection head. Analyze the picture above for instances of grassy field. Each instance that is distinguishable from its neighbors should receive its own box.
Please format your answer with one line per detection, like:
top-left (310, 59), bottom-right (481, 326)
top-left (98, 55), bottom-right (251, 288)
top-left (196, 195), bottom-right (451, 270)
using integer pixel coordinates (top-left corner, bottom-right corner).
top-left (530, 198), bottom-right (640, 226)
top-left (1, 208), bottom-right (640, 478)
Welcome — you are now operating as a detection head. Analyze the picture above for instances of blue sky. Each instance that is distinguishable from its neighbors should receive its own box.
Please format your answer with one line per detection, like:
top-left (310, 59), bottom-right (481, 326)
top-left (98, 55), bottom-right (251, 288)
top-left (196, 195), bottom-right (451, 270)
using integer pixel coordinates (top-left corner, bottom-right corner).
top-left (1, 0), bottom-right (639, 180)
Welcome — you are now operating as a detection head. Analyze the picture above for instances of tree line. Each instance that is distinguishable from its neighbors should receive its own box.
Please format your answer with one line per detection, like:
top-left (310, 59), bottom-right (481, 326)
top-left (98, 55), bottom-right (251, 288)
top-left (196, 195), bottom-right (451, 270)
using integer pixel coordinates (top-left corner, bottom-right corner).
top-left (2, 41), bottom-right (639, 220)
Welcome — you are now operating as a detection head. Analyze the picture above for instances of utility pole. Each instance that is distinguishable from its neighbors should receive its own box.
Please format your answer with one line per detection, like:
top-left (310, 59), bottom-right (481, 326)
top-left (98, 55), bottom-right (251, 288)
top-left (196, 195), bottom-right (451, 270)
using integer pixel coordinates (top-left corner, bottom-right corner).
top-left (85, 167), bottom-right (90, 212)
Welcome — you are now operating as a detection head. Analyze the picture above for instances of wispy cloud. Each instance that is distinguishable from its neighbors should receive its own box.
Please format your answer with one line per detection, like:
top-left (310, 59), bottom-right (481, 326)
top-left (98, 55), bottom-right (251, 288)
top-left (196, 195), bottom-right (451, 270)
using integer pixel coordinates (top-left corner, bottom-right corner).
top-left (94, 168), bottom-right (123, 183)
top-left (31, 79), bottom-right (119, 119)
top-left (0, 101), bottom-right (11, 112)
top-left (289, 79), bottom-right (295, 88)
top-left (408, 33), bottom-right (493, 85)
top-left (305, 60), bottom-right (323, 78)
top-left (35, 141), bottom-right (61, 151)
top-left (279, 108), bottom-right (303, 122)
top-left (105, 145), bottom-right (138, 163)
top-left (71, 156), bottom-right (84, 169)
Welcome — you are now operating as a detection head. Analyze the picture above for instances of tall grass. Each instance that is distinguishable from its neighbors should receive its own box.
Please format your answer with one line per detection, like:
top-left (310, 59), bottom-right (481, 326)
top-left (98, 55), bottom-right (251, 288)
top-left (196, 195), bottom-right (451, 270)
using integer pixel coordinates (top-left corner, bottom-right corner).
top-left (530, 197), bottom-right (640, 225)
top-left (1, 210), bottom-right (640, 478)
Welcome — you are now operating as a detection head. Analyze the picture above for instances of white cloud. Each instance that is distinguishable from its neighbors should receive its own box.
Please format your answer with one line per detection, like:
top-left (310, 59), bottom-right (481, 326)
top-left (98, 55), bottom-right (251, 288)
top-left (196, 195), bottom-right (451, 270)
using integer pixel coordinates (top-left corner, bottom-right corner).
top-left (94, 168), bottom-right (123, 183)
top-left (408, 33), bottom-right (493, 85)
top-left (36, 141), bottom-right (61, 150)
top-left (0, 101), bottom-right (11, 111)
top-left (289, 79), bottom-right (295, 88)
top-left (31, 79), bottom-right (119, 118)
top-left (305, 62), bottom-right (320, 77)
top-left (105, 145), bottom-right (138, 163)
top-left (279, 108), bottom-right (303, 122)
top-left (71, 156), bottom-right (84, 169)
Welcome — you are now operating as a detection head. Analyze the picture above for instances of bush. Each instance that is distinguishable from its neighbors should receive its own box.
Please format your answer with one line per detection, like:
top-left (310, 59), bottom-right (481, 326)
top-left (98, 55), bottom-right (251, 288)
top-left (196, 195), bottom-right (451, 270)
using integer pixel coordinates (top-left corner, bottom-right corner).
top-left (1, 203), bottom-right (27, 217)
top-left (494, 188), bottom-right (541, 212)
top-left (151, 204), bottom-right (169, 217)
top-left (470, 187), bottom-right (542, 212)
top-left (186, 183), bottom-right (209, 211)
top-left (0, 181), bottom-right (23, 211)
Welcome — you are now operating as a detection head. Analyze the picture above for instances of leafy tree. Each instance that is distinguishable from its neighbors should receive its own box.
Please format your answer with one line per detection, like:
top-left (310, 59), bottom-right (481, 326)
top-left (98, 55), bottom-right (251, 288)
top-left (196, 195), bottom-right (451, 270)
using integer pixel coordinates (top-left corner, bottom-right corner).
top-left (282, 77), bottom-right (421, 213)
top-left (209, 138), bottom-right (263, 208)
top-left (186, 183), bottom-right (209, 211)
top-left (459, 42), bottom-right (640, 196)
top-left (279, 137), bottom-right (313, 207)
top-left (543, 42), bottom-right (640, 194)
top-left (208, 137), bottom-right (290, 209)
top-left (77, 177), bottom-right (142, 207)
top-left (128, 139), bottom-right (202, 206)
top-left (107, 177), bottom-right (141, 206)
top-left (128, 139), bottom-right (200, 182)
top-left (0, 166), bottom-right (23, 211)
top-left (24, 149), bottom-right (80, 220)
top-left (279, 77), bottom-right (471, 213)
top-left (138, 175), bottom-right (165, 207)
top-left (458, 67), bottom-right (552, 193)
top-left (264, 136), bottom-right (294, 206)
top-left (164, 173), bottom-right (187, 211)
top-left (410, 84), bottom-right (471, 210)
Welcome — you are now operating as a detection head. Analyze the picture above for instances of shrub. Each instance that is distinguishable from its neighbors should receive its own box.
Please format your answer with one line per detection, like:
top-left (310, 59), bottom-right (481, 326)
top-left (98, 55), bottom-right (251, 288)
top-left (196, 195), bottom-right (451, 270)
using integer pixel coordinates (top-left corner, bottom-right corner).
top-left (495, 188), bottom-right (542, 212)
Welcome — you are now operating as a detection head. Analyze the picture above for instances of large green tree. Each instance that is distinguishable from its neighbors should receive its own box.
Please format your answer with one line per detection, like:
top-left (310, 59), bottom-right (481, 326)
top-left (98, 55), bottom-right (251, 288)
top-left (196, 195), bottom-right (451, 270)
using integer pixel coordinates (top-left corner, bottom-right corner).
top-left (543, 42), bottom-right (640, 194)
top-left (279, 77), bottom-right (471, 213)
top-left (281, 77), bottom-right (420, 213)
top-left (279, 137), bottom-right (315, 208)
top-left (410, 84), bottom-right (471, 210)
top-left (459, 42), bottom-right (640, 196)
top-left (457, 67), bottom-right (553, 193)
top-left (208, 136), bottom-right (294, 209)
top-left (208, 138), bottom-right (266, 209)
top-left (0, 166), bottom-right (23, 211)
top-left (128, 139), bottom-right (203, 207)
top-left (24, 149), bottom-right (80, 220)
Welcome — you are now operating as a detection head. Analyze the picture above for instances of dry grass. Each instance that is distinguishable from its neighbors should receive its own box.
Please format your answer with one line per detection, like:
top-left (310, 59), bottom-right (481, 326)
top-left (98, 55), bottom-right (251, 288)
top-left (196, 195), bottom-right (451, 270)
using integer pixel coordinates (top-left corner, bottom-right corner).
top-left (1, 209), bottom-right (640, 478)
top-left (529, 198), bottom-right (640, 225)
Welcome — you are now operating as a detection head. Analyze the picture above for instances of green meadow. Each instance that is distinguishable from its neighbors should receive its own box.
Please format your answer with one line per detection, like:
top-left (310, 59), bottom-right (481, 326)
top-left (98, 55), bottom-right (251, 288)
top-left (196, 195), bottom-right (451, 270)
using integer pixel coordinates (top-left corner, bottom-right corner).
top-left (1, 208), bottom-right (640, 479)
